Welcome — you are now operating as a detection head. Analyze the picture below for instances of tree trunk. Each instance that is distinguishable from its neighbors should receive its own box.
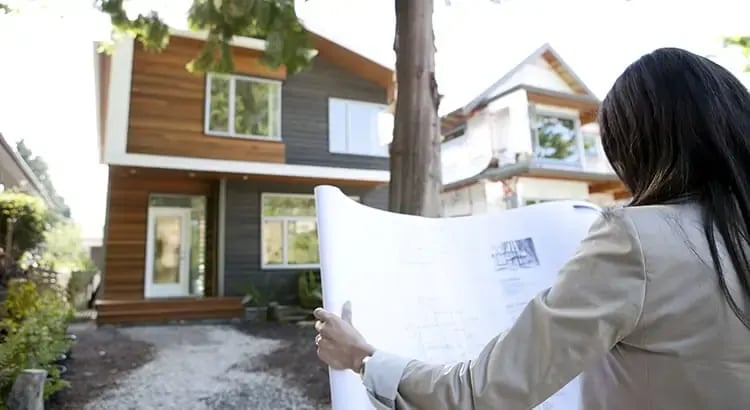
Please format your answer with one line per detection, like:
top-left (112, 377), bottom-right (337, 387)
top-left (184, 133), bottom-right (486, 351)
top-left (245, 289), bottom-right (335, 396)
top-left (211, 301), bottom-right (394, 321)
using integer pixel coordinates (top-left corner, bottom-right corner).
top-left (4, 217), bottom-right (14, 261)
top-left (389, 0), bottom-right (442, 217)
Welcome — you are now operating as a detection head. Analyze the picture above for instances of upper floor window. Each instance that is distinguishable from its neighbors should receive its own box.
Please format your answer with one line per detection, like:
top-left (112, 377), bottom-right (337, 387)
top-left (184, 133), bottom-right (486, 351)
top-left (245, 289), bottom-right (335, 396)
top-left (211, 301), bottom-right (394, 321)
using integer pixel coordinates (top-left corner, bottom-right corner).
top-left (531, 112), bottom-right (582, 165)
top-left (328, 98), bottom-right (392, 157)
top-left (205, 73), bottom-right (281, 141)
top-left (582, 130), bottom-right (600, 159)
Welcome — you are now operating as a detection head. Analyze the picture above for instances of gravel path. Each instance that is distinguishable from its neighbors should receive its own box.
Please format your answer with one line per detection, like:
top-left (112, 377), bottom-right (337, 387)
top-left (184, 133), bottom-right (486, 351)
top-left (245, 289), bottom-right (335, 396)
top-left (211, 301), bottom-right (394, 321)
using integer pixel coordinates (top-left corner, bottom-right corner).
top-left (84, 324), bottom-right (328, 410)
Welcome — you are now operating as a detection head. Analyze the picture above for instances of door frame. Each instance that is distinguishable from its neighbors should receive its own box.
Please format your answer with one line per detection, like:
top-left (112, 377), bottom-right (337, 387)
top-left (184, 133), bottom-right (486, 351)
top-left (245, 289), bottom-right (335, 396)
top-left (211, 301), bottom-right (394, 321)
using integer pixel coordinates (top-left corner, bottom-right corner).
top-left (144, 206), bottom-right (192, 298)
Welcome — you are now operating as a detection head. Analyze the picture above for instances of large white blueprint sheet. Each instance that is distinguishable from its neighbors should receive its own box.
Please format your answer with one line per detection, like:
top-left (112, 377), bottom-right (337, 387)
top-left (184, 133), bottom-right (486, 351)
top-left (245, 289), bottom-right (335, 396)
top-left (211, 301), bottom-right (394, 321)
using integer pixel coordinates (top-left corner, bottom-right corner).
top-left (314, 185), bottom-right (601, 410)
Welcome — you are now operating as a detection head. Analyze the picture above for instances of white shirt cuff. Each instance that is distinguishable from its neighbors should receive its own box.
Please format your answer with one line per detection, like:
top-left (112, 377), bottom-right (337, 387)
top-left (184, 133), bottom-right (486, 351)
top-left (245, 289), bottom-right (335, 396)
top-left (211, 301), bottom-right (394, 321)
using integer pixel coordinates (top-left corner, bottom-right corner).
top-left (362, 350), bottom-right (413, 407)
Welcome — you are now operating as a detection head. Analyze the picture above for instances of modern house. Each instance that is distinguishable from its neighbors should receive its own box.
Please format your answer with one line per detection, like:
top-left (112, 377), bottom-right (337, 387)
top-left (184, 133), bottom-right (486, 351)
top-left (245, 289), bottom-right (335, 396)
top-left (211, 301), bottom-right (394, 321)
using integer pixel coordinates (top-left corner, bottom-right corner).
top-left (93, 29), bottom-right (394, 324)
top-left (0, 132), bottom-right (53, 206)
top-left (439, 43), bottom-right (629, 217)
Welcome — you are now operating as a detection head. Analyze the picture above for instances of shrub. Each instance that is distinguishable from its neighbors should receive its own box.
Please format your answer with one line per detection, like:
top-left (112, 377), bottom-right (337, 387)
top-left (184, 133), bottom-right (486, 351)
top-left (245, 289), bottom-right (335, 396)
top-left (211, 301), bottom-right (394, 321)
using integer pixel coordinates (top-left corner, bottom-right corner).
top-left (298, 270), bottom-right (322, 309)
top-left (66, 270), bottom-right (98, 310)
top-left (38, 220), bottom-right (95, 273)
top-left (0, 279), bottom-right (74, 405)
top-left (0, 192), bottom-right (49, 261)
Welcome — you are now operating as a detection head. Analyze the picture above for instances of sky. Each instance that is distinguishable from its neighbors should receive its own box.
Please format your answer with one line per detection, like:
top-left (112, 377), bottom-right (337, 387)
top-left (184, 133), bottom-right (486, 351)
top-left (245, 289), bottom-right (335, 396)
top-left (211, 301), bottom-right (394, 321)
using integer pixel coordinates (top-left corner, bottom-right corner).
top-left (0, 0), bottom-right (749, 239)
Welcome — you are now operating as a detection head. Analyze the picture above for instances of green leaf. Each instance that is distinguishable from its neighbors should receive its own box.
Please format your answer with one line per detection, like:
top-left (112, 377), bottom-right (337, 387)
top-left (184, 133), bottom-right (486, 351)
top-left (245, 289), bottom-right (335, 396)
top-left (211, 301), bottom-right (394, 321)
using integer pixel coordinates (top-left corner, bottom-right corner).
top-left (95, 0), bottom-right (314, 75)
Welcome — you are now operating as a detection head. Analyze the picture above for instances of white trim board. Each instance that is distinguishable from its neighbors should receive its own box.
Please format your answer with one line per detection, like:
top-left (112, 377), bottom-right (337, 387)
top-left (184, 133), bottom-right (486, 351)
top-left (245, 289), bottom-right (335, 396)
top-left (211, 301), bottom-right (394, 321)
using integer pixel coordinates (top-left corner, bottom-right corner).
top-left (169, 29), bottom-right (318, 59)
top-left (103, 35), bottom-right (390, 183)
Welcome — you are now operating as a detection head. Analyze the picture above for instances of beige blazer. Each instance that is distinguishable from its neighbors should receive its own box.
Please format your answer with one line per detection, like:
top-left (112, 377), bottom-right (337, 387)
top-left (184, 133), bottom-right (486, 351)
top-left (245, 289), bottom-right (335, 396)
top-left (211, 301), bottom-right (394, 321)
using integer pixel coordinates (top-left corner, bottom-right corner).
top-left (361, 203), bottom-right (750, 409)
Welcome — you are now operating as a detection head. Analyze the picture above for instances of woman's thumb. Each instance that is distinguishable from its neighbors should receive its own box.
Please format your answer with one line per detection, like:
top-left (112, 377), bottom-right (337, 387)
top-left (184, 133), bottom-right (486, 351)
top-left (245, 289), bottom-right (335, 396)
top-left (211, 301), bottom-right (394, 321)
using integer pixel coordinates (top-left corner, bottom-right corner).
top-left (341, 301), bottom-right (353, 324)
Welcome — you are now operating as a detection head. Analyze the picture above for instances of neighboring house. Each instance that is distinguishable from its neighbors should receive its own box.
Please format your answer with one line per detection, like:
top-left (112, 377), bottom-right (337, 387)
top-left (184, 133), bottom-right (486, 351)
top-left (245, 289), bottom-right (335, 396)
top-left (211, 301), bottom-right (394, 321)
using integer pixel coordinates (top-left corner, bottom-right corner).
top-left (0, 132), bottom-right (54, 206)
top-left (439, 43), bottom-right (629, 217)
top-left (92, 29), bottom-right (394, 324)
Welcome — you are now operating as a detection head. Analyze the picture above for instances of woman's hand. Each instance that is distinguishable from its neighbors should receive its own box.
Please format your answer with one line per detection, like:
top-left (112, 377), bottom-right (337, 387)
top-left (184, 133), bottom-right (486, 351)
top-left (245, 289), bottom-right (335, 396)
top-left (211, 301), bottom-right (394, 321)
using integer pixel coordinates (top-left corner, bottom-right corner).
top-left (313, 301), bottom-right (375, 372)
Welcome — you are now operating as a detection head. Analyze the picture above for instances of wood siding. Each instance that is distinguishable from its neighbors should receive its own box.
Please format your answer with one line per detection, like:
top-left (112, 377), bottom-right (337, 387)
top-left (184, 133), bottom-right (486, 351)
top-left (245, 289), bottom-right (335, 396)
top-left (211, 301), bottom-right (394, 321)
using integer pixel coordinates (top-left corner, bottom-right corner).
top-left (223, 180), bottom-right (388, 301)
top-left (96, 297), bottom-right (243, 324)
top-left (102, 167), bottom-right (218, 300)
top-left (126, 36), bottom-right (286, 163)
top-left (282, 59), bottom-right (390, 170)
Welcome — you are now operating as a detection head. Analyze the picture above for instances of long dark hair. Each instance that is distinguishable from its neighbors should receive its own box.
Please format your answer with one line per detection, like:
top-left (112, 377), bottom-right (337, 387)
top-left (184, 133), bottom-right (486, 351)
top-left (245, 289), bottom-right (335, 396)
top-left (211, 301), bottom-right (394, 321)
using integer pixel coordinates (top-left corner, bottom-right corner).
top-left (599, 47), bottom-right (750, 329)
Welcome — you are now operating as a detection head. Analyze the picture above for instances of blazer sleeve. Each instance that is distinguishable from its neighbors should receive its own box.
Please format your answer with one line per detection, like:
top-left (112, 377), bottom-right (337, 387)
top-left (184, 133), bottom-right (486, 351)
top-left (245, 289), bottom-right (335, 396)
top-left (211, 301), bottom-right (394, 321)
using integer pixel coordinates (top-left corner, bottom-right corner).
top-left (361, 211), bottom-right (647, 410)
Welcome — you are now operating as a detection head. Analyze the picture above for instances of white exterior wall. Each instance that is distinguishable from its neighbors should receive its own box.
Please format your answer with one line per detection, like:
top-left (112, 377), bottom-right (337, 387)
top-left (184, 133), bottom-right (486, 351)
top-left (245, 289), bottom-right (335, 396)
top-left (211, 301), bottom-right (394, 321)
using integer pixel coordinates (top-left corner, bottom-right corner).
top-left (441, 122), bottom-right (494, 185)
top-left (516, 177), bottom-right (590, 203)
top-left (441, 182), bottom-right (489, 217)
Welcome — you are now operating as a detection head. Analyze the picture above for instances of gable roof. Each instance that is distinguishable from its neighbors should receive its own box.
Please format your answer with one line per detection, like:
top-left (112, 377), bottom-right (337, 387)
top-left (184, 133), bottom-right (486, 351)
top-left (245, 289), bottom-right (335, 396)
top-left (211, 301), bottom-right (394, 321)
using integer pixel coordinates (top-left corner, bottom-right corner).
top-left (0, 132), bottom-right (53, 206)
top-left (462, 43), bottom-right (598, 114)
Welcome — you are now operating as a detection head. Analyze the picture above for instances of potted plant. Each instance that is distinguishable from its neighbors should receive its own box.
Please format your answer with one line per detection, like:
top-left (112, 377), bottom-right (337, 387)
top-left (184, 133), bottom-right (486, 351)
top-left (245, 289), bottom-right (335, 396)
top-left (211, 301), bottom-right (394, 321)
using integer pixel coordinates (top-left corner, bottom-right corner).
top-left (241, 284), bottom-right (269, 322)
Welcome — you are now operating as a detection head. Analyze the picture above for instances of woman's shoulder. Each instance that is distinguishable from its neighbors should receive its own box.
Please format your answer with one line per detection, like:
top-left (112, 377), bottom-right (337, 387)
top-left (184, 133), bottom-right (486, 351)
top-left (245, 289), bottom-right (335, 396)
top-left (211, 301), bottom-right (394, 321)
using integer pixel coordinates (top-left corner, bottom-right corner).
top-left (600, 202), bottom-right (704, 256)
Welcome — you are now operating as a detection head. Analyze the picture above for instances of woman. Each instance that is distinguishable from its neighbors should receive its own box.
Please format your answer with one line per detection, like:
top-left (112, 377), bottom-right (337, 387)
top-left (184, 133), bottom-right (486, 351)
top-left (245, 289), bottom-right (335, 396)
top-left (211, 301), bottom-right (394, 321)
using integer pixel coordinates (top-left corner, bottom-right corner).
top-left (313, 47), bottom-right (750, 409)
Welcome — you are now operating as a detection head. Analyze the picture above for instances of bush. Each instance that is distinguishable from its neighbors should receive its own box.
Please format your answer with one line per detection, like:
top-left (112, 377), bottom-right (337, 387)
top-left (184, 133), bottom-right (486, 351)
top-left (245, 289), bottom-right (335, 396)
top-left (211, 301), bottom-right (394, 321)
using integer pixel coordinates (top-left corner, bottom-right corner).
top-left (298, 270), bottom-right (322, 309)
top-left (0, 192), bottom-right (49, 260)
top-left (67, 270), bottom-right (98, 310)
top-left (0, 279), bottom-right (74, 405)
top-left (38, 220), bottom-right (95, 273)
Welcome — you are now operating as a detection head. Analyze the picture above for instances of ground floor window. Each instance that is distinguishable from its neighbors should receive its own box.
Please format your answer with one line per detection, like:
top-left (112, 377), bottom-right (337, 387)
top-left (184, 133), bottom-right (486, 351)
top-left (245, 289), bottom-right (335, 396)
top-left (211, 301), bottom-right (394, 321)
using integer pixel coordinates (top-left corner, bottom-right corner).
top-left (261, 193), bottom-right (320, 269)
top-left (260, 193), bottom-right (359, 269)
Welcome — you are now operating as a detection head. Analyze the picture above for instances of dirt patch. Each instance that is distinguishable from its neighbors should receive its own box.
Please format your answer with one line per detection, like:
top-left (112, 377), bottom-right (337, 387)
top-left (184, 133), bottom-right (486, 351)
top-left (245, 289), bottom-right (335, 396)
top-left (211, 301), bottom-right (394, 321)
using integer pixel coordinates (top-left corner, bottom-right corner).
top-left (47, 322), bottom-right (155, 410)
top-left (234, 322), bottom-right (331, 408)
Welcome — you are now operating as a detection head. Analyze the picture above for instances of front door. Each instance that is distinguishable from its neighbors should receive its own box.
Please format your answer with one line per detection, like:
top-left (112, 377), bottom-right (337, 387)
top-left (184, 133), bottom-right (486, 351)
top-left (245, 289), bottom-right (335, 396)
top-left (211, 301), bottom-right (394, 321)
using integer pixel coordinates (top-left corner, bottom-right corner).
top-left (145, 207), bottom-right (191, 298)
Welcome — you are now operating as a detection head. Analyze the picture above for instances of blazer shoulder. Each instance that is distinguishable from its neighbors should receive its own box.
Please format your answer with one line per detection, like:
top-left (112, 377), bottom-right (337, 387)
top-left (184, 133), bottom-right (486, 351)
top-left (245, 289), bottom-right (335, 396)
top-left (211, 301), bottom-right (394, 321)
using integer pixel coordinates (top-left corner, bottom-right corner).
top-left (605, 203), bottom-right (702, 249)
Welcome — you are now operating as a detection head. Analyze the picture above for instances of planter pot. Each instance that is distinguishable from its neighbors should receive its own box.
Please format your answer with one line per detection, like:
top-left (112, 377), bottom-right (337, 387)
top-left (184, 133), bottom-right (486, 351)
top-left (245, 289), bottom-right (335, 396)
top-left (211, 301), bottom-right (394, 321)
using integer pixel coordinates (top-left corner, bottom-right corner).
top-left (267, 302), bottom-right (280, 322)
top-left (243, 306), bottom-right (268, 322)
top-left (275, 305), bottom-right (310, 323)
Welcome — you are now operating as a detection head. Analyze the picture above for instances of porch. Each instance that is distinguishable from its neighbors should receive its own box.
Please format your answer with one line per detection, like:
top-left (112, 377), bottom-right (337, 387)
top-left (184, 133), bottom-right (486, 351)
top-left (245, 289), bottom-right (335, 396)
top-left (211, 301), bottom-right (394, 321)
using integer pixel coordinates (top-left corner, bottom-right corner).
top-left (96, 166), bottom-right (387, 324)
top-left (96, 297), bottom-right (244, 324)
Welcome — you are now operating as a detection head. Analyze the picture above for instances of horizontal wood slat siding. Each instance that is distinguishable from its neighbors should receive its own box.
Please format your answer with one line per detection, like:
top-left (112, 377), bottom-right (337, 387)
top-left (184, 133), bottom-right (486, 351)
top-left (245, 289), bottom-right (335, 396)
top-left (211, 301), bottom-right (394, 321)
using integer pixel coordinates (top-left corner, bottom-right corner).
top-left (223, 180), bottom-right (388, 301)
top-left (282, 59), bottom-right (390, 170)
top-left (126, 36), bottom-right (285, 163)
top-left (102, 167), bottom-right (216, 300)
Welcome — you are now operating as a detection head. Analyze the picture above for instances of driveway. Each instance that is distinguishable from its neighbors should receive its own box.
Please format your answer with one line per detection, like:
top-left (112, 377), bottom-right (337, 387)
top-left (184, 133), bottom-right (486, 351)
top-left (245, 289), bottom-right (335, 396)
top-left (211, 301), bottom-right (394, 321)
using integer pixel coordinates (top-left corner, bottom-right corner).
top-left (50, 322), bottom-right (331, 410)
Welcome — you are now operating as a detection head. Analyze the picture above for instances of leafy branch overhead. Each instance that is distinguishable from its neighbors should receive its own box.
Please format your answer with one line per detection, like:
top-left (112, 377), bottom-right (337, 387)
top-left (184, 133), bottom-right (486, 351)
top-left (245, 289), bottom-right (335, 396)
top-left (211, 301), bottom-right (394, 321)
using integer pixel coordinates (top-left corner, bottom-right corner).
top-left (725, 36), bottom-right (750, 71)
top-left (96, 0), bottom-right (314, 74)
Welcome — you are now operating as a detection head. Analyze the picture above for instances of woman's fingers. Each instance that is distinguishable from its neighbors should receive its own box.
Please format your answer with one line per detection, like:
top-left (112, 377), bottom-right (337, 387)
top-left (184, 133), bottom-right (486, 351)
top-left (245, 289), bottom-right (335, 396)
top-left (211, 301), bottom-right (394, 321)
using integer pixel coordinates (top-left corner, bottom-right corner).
top-left (313, 307), bottom-right (333, 321)
top-left (315, 320), bottom-right (324, 332)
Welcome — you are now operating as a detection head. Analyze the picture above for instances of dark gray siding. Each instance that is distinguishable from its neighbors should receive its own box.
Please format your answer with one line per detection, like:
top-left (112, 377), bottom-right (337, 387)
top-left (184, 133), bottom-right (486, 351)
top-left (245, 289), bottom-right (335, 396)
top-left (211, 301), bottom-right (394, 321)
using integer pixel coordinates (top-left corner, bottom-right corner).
top-left (224, 180), bottom-right (388, 302)
top-left (282, 59), bottom-right (390, 170)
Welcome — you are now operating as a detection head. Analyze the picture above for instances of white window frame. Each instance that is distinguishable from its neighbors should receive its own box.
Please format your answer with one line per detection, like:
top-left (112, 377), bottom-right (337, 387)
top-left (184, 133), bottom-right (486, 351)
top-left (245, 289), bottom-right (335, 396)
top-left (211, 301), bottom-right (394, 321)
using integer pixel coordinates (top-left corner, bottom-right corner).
top-left (260, 192), bottom-right (359, 269)
top-left (530, 109), bottom-right (584, 168)
top-left (204, 73), bottom-right (282, 141)
top-left (582, 130), bottom-right (601, 159)
top-left (328, 97), bottom-right (391, 158)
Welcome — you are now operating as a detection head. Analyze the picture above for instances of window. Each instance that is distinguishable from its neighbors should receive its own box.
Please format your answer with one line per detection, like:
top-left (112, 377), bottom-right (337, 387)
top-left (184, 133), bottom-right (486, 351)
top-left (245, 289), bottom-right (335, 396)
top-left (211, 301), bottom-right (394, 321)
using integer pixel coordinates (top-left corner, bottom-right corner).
top-left (532, 112), bottom-right (582, 165)
top-left (205, 73), bottom-right (281, 140)
top-left (260, 193), bottom-right (359, 269)
top-left (523, 199), bottom-right (553, 206)
top-left (582, 131), bottom-right (600, 159)
top-left (329, 98), bottom-right (392, 157)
